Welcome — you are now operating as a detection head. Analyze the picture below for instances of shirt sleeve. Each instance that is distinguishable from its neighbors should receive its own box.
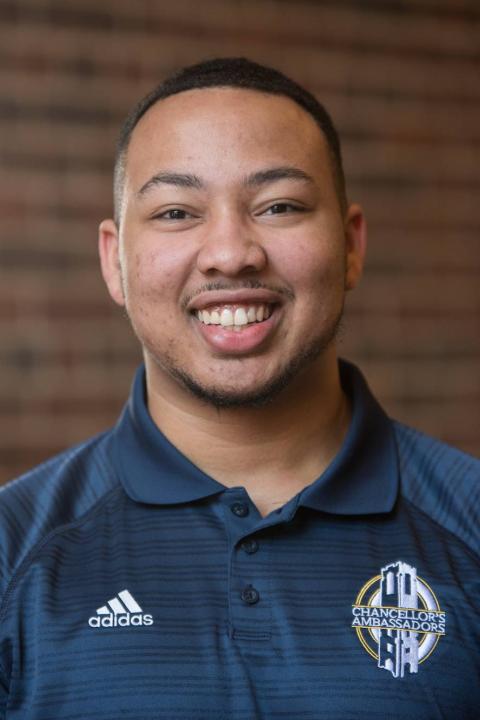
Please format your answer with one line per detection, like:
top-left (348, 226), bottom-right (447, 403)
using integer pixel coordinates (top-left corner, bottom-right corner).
top-left (0, 664), bottom-right (8, 718)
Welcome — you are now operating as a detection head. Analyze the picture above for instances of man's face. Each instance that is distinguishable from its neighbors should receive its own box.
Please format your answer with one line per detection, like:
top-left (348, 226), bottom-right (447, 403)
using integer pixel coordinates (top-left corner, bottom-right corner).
top-left (100, 88), bottom-right (365, 407)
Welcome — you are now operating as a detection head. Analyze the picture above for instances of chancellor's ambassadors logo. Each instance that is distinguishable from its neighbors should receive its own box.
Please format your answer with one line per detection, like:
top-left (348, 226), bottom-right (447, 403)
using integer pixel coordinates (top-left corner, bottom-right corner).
top-left (352, 561), bottom-right (446, 678)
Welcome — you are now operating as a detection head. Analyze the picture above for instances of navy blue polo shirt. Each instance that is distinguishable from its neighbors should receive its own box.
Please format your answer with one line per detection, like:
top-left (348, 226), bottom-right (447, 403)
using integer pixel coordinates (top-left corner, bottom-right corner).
top-left (0, 360), bottom-right (479, 719)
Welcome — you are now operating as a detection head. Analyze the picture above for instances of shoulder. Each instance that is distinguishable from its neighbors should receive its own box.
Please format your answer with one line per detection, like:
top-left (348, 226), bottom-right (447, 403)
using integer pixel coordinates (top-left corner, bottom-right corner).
top-left (0, 430), bottom-right (120, 600)
top-left (393, 420), bottom-right (480, 558)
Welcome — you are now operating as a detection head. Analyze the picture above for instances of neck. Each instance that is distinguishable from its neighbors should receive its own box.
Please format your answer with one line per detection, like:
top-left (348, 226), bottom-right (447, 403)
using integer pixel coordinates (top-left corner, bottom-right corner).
top-left (145, 351), bottom-right (350, 517)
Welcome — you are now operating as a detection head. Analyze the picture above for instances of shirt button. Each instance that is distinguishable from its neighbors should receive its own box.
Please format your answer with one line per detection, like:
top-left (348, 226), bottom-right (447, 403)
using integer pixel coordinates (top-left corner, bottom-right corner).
top-left (240, 539), bottom-right (259, 554)
top-left (230, 502), bottom-right (249, 517)
top-left (241, 585), bottom-right (260, 605)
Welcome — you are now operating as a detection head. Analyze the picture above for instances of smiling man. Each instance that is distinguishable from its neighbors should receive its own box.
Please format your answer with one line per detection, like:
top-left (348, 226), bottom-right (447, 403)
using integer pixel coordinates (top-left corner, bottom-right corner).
top-left (0, 58), bottom-right (479, 719)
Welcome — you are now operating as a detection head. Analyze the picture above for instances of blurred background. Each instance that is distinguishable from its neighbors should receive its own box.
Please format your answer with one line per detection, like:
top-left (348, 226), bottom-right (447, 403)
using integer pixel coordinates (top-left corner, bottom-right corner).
top-left (1, 0), bottom-right (479, 483)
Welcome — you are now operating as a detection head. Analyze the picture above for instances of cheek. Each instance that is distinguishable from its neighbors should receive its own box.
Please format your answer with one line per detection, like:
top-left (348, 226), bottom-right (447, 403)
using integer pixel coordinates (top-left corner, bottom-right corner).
top-left (273, 234), bottom-right (345, 292)
top-left (124, 242), bottom-right (188, 305)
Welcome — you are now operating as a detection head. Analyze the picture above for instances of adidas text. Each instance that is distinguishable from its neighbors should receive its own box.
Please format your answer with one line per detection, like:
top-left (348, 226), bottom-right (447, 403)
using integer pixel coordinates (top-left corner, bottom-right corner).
top-left (88, 613), bottom-right (153, 628)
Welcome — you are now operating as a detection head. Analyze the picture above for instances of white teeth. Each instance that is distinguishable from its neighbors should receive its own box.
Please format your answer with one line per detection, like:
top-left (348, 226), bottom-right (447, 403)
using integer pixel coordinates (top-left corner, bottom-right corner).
top-left (234, 307), bottom-right (248, 326)
top-left (197, 304), bottom-right (273, 328)
top-left (220, 308), bottom-right (234, 326)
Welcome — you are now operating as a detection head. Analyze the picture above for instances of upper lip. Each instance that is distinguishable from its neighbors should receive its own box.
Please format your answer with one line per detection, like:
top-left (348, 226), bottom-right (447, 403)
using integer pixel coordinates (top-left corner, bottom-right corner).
top-left (187, 289), bottom-right (284, 312)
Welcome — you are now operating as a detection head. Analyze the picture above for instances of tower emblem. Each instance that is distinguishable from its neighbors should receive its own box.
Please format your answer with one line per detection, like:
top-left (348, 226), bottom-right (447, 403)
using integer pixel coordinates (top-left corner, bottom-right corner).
top-left (352, 561), bottom-right (446, 678)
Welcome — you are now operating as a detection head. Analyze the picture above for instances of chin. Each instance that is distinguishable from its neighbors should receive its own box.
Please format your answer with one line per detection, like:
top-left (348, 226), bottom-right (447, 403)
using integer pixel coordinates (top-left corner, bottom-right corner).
top-left (173, 373), bottom-right (285, 409)
top-left (166, 338), bottom-right (334, 410)
top-left (145, 306), bottom-right (344, 409)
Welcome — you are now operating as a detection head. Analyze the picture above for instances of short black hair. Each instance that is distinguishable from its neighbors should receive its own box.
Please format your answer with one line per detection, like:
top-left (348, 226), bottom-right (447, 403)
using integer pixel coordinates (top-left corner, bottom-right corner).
top-left (113, 56), bottom-right (346, 223)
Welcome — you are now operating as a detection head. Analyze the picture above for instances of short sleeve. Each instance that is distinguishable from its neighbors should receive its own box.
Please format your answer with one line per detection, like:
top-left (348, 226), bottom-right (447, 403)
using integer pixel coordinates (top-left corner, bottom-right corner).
top-left (0, 665), bottom-right (7, 718)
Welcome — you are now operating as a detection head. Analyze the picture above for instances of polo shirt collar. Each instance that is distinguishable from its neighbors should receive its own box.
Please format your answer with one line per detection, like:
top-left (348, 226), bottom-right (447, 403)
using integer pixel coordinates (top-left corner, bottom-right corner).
top-left (298, 360), bottom-right (399, 515)
top-left (112, 360), bottom-right (399, 514)
top-left (113, 366), bottom-right (225, 505)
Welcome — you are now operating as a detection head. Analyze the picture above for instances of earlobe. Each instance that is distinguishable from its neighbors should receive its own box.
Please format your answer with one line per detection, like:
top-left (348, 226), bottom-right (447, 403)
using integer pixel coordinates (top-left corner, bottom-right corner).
top-left (344, 204), bottom-right (367, 291)
top-left (98, 219), bottom-right (126, 307)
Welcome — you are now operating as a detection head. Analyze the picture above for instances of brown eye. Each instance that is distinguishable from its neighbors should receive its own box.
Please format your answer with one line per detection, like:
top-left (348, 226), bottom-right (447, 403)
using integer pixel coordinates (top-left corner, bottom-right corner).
top-left (264, 203), bottom-right (302, 215)
top-left (158, 209), bottom-right (190, 220)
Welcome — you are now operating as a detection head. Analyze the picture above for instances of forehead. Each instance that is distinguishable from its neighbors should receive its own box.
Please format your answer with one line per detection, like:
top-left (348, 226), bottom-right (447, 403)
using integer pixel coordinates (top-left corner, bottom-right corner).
top-left (125, 87), bottom-right (331, 187)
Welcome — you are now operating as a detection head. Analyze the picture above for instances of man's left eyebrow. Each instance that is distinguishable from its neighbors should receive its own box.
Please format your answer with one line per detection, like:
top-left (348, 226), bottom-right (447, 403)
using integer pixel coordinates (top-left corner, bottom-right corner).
top-left (244, 166), bottom-right (315, 188)
top-left (137, 172), bottom-right (204, 197)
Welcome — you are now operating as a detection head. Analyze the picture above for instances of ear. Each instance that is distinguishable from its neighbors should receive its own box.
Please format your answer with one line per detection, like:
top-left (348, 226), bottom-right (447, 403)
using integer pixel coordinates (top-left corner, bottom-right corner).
top-left (344, 203), bottom-right (367, 291)
top-left (98, 219), bottom-right (126, 306)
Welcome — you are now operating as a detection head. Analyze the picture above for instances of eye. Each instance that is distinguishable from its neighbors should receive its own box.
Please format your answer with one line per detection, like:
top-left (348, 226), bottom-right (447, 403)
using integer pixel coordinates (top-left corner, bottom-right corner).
top-left (153, 208), bottom-right (193, 221)
top-left (262, 203), bottom-right (304, 215)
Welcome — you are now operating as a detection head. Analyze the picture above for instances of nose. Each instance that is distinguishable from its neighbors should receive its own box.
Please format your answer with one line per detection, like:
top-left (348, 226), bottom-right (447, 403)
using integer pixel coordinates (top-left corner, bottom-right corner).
top-left (196, 210), bottom-right (267, 277)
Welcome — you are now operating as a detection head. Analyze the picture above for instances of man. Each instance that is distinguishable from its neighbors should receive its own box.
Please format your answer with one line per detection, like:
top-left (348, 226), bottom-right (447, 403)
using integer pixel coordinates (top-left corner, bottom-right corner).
top-left (0, 57), bottom-right (478, 719)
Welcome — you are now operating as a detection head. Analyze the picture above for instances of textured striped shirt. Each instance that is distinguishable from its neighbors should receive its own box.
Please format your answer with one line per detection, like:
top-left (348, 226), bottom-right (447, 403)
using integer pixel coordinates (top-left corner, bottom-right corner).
top-left (0, 360), bottom-right (479, 719)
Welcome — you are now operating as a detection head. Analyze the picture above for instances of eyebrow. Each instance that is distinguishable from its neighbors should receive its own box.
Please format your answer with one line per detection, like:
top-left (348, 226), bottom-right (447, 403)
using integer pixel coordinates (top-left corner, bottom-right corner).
top-left (136, 166), bottom-right (315, 198)
top-left (245, 166), bottom-right (315, 188)
top-left (137, 172), bottom-right (203, 196)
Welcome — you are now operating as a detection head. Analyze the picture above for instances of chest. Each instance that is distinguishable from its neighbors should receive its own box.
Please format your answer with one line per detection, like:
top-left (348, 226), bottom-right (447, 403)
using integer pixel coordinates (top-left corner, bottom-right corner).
top-left (4, 503), bottom-right (479, 719)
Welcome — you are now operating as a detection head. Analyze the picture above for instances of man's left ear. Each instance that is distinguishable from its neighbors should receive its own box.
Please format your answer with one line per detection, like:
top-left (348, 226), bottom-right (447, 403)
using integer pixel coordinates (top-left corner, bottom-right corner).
top-left (344, 203), bottom-right (367, 291)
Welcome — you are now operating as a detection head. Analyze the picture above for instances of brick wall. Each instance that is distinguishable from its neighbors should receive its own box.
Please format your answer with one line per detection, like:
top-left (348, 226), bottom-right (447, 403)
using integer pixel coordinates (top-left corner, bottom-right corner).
top-left (1, 0), bottom-right (479, 482)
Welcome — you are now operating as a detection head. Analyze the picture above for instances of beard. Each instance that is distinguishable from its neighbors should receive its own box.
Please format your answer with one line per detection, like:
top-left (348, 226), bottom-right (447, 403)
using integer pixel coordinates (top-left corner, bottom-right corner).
top-left (144, 300), bottom-right (345, 410)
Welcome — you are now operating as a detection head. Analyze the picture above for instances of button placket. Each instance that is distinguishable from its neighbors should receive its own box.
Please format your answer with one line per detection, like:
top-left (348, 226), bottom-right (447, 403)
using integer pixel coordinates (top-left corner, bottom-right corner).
top-left (230, 536), bottom-right (271, 638)
top-left (223, 490), bottom-right (271, 638)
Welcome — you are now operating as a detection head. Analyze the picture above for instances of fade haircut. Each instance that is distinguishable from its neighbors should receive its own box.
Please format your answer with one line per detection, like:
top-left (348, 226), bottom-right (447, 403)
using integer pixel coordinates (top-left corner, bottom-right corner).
top-left (113, 57), bottom-right (347, 224)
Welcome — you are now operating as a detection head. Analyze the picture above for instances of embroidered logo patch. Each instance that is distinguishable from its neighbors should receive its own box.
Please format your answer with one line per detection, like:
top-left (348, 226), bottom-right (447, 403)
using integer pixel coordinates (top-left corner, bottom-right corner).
top-left (352, 561), bottom-right (446, 678)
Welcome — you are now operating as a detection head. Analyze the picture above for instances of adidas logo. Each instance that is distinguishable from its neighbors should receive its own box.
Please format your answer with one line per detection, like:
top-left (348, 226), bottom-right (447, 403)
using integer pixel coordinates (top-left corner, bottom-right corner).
top-left (88, 589), bottom-right (154, 628)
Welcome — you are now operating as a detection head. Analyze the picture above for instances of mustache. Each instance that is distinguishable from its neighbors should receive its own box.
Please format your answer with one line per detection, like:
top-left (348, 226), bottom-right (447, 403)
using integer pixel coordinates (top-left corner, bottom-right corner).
top-left (181, 280), bottom-right (295, 310)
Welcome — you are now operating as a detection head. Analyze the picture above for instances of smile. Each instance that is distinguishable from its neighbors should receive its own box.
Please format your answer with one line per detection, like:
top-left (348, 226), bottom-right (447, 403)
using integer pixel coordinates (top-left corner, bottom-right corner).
top-left (195, 304), bottom-right (273, 331)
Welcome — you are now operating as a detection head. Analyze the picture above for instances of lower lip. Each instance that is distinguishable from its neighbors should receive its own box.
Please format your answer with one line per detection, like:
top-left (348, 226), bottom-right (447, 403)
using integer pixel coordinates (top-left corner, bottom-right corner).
top-left (193, 310), bottom-right (279, 355)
